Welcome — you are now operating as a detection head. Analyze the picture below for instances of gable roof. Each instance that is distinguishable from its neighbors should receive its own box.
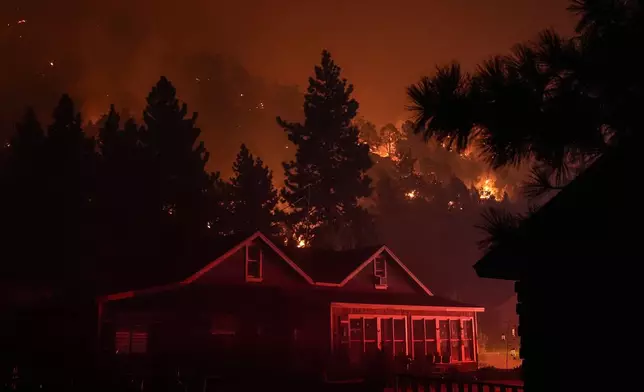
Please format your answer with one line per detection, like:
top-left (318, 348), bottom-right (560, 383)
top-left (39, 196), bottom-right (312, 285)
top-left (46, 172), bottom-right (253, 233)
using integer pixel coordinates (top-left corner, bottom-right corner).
top-left (101, 232), bottom-right (435, 303)
top-left (101, 231), bottom-right (314, 302)
top-left (474, 142), bottom-right (632, 280)
top-left (290, 245), bottom-right (434, 296)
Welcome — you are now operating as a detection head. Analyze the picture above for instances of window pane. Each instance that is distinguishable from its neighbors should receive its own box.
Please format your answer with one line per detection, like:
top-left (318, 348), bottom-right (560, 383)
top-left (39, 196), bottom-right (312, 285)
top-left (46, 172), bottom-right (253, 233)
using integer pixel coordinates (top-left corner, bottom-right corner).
top-left (394, 319), bottom-right (405, 340)
top-left (374, 256), bottom-right (386, 277)
top-left (413, 342), bottom-right (425, 358)
top-left (451, 340), bottom-right (462, 361)
top-left (381, 318), bottom-right (393, 341)
top-left (394, 341), bottom-right (406, 356)
top-left (463, 320), bottom-right (473, 339)
top-left (463, 340), bottom-right (474, 361)
top-left (131, 332), bottom-right (148, 354)
top-left (115, 331), bottom-right (130, 354)
top-left (440, 340), bottom-right (450, 358)
top-left (247, 260), bottom-right (260, 278)
top-left (412, 319), bottom-right (424, 340)
top-left (350, 318), bottom-right (363, 340)
top-left (426, 341), bottom-right (438, 356)
top-left (439, 320), bottom-right (449, 340)
top-left (382, 341), bottom-right (393, 356)
top-left (248, 244), bottom-right (261, 261)
top-left (364, 318), bottom-right (378, 340)
top-left (450, 320), bottom-right (461, 339)
top-left (425, 319), bottom-right (437, 340)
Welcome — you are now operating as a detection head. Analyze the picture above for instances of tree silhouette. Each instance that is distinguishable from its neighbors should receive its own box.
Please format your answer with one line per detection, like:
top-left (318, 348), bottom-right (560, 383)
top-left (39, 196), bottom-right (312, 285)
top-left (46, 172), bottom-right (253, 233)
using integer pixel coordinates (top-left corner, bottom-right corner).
top-left (406, 0), bottom-right (644, 249)
top-left (278, 50), bottom-right (373, 249)
top-left (143, 77), bottom-right (213, 239)
top-left (94, 106), bottom-right (161, 289)
top-left (228, 144), bottom-right (281, 236)
top-left (355, 117), bottom-right (381, 147)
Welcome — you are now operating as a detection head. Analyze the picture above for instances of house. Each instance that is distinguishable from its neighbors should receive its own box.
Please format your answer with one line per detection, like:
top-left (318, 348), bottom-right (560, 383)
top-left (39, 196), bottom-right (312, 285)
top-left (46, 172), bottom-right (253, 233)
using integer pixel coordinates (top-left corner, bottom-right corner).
top-left (98, 232), bottom-right (484, 377)
top-left (473, 144), bottom-right (635, 391)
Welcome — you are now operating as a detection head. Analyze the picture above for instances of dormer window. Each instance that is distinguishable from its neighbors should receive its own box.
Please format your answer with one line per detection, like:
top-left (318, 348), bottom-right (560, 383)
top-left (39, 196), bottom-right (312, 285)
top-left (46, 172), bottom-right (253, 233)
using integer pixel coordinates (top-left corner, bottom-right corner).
top-left (374, 254), bottom-right (387, 289)
top-left (245, 244), bottom-right (262, 282)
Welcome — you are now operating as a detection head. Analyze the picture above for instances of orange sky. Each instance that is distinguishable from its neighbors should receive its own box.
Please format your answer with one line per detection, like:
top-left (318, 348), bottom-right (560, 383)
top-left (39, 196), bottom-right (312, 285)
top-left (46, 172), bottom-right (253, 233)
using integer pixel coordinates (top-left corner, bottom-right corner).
top-left (212, 0), bottom-right (577, 124)
top-left (2, 0), bottom-right (577, 176)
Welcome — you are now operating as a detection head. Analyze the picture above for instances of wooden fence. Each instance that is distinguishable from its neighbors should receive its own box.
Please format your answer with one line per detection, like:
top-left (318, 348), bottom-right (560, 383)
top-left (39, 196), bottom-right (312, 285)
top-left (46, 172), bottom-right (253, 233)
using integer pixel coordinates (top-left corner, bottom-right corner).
top-left (395, 374), bottom-right (524, 392)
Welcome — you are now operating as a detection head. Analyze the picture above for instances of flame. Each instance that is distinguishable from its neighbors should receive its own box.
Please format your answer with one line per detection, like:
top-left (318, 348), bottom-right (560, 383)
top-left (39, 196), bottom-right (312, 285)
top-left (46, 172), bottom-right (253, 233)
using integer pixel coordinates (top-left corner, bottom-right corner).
top-left (474, 175), bottom-right (506, 201)
top-left (405, 190), bottom-right (418, 200)
top-left (297, 238), bottom-right (306, 248)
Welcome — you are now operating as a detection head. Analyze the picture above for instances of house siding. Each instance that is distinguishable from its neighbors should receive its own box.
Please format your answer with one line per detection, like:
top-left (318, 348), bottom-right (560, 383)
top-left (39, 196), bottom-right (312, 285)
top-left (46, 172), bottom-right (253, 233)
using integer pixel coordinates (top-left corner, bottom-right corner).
top-left (342, 253), bottom-right (425, 294)
top-left (194, 240), bottom-right (310, 288)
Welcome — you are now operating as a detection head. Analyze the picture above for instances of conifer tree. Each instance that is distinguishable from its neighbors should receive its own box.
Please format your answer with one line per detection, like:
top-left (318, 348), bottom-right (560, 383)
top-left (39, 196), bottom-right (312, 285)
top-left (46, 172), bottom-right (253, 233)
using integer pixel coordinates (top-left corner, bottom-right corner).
top-left (278, 50), bottom-right (373, 249)
top-left (229, 144), bottom-right (281, 236)
top-left (143, 76), bottom-right (212, 235)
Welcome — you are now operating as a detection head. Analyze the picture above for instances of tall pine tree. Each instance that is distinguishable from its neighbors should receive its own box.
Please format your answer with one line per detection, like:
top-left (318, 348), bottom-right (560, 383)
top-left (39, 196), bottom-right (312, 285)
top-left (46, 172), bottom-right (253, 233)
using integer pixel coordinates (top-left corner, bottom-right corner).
top-left (278, 50), bottom-right (373, 249)
top-left (229, 144), bottom-right (281, 236)
top-left (143, 77), bottom-right (212, 233)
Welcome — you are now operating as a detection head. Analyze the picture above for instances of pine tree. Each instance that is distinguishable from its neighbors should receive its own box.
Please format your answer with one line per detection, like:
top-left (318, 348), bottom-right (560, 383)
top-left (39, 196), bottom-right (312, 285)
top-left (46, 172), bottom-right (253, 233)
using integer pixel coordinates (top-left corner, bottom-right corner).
top-left (143, 76), bottom-right (212, 235)
top-left (229, 144), bottom-right (281, 236)
top-left (1, 108), bottom-right (48, 285)
top-left (45, 95), bottom-right (96, 290)
top-left (95, 106), bottom-right (160, 290)
top-left (278, 50), bottom-right (373, 249)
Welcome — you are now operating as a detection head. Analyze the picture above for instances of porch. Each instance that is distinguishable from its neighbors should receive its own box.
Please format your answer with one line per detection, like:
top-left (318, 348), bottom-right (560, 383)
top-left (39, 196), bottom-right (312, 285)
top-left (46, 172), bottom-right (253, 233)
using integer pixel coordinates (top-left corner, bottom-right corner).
top-left (330, 303), bottom-right (481, 371)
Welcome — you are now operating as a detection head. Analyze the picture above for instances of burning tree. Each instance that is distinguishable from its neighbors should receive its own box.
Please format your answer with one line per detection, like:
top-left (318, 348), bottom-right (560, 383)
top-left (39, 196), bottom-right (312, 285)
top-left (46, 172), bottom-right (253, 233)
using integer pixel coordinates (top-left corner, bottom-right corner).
top-left (278, 50), bottom-right (374, 249)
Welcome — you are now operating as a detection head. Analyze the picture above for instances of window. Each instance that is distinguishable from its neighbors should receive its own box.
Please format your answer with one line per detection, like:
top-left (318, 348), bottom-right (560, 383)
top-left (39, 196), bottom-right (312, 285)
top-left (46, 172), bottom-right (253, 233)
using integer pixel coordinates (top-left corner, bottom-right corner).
top-left (450, 320), bottom-right (462, 361)
top-left (462, 320), bottom-right (474, 361)
top-left (115, 329), bottom-right (148, 354)
top-left (245, 244), bottom-right (262, 281)
top-left (412, 318), bottom-right (437, 358)
top-left (345, 315), bottom-right (407, 362)
top-left (414, 317), bottom-right (475, 363)
top-left (373, 255), bottom-right (387, 288)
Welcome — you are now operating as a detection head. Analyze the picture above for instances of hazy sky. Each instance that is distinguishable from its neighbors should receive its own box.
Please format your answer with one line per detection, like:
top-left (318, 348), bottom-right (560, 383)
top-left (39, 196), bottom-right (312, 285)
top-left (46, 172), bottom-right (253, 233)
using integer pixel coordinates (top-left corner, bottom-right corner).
top-left (2, 0), bottom-right (577, 125)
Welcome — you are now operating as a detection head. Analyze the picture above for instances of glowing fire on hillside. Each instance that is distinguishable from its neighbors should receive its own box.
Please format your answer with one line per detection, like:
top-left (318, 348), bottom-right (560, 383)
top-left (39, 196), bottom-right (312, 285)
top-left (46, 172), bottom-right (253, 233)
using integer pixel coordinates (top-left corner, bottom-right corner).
top-left (474, 175), bottom-right (506, 201)
top-left (404, 190), bottom-right (418, 200)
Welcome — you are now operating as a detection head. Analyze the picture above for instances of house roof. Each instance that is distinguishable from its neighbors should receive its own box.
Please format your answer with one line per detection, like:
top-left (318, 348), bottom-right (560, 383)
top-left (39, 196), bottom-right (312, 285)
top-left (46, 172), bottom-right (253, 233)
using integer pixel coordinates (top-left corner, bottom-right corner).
top-left (474, 142), bottom-right (633, 280)
top-left (101, 231), bottom-right (477, 309)
top-left (287, 245), bottom-right (434, 296)
top-left (103, 284), bottom-right (483, 312)
top-left (286, 246), bottom-right (384, 284)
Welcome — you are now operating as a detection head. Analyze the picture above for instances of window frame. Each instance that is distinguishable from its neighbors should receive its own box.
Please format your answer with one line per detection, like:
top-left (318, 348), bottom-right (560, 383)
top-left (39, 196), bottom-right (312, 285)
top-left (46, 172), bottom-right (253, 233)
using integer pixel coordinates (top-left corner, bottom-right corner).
top-left (115, 328), bottom-right (148, 355)
top-left (347, 314), bottom-right (408, 357)
top-left (373, 255), bottom-right (388, 289)
top-left (410, 316), bottom-right (476, 363)
top-left (245, 244), bottom-right (263, 282)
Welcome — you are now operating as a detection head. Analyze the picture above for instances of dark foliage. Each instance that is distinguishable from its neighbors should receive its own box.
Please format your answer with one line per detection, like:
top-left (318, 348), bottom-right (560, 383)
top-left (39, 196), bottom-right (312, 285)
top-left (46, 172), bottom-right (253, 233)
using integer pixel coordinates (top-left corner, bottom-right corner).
top-left (408, 0), bottom-right (644, 250)
top-left (228, 144), bottom-right (281, 237)
top-left (278, 50), bottom-right (374, 249)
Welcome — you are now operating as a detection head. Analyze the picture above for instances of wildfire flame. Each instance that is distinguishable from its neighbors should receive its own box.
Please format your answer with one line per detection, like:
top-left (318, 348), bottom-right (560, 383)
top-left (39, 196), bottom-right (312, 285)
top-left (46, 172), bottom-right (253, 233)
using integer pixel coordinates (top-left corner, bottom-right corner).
top-left (404, 190), bottom-right (418, 200)
top-left (474, 175), bottom-right (506, 201)
top-left (297, 238), bottom-right (306, 248)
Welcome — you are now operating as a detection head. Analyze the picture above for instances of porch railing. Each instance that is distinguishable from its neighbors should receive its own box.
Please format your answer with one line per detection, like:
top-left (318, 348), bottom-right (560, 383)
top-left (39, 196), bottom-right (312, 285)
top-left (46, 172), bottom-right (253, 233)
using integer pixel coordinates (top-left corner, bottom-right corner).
top-left (395, 374), bottom-right (524, 392)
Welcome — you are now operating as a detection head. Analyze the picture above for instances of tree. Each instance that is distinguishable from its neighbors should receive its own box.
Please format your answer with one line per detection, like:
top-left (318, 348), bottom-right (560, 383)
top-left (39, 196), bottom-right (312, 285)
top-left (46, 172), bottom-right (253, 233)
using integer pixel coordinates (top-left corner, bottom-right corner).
top-left (45, 95), bottom-right (97, 289)
top-left (278, 50), bottom-right (374, 249)
top-left (94, 106), bottom-right (161, 289)
top-left (379, 123), bottom-right (402, 157)
top-left (355, 117), bottom-right (381, 147)
top-left (406, 0), bottom-right (643, 248)
top-left (229, 144), bottom-right (281, 236)
top-left (0, 108), bottom-right (48, 285)
top-left (143, 77), bottom-right (213, 239)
